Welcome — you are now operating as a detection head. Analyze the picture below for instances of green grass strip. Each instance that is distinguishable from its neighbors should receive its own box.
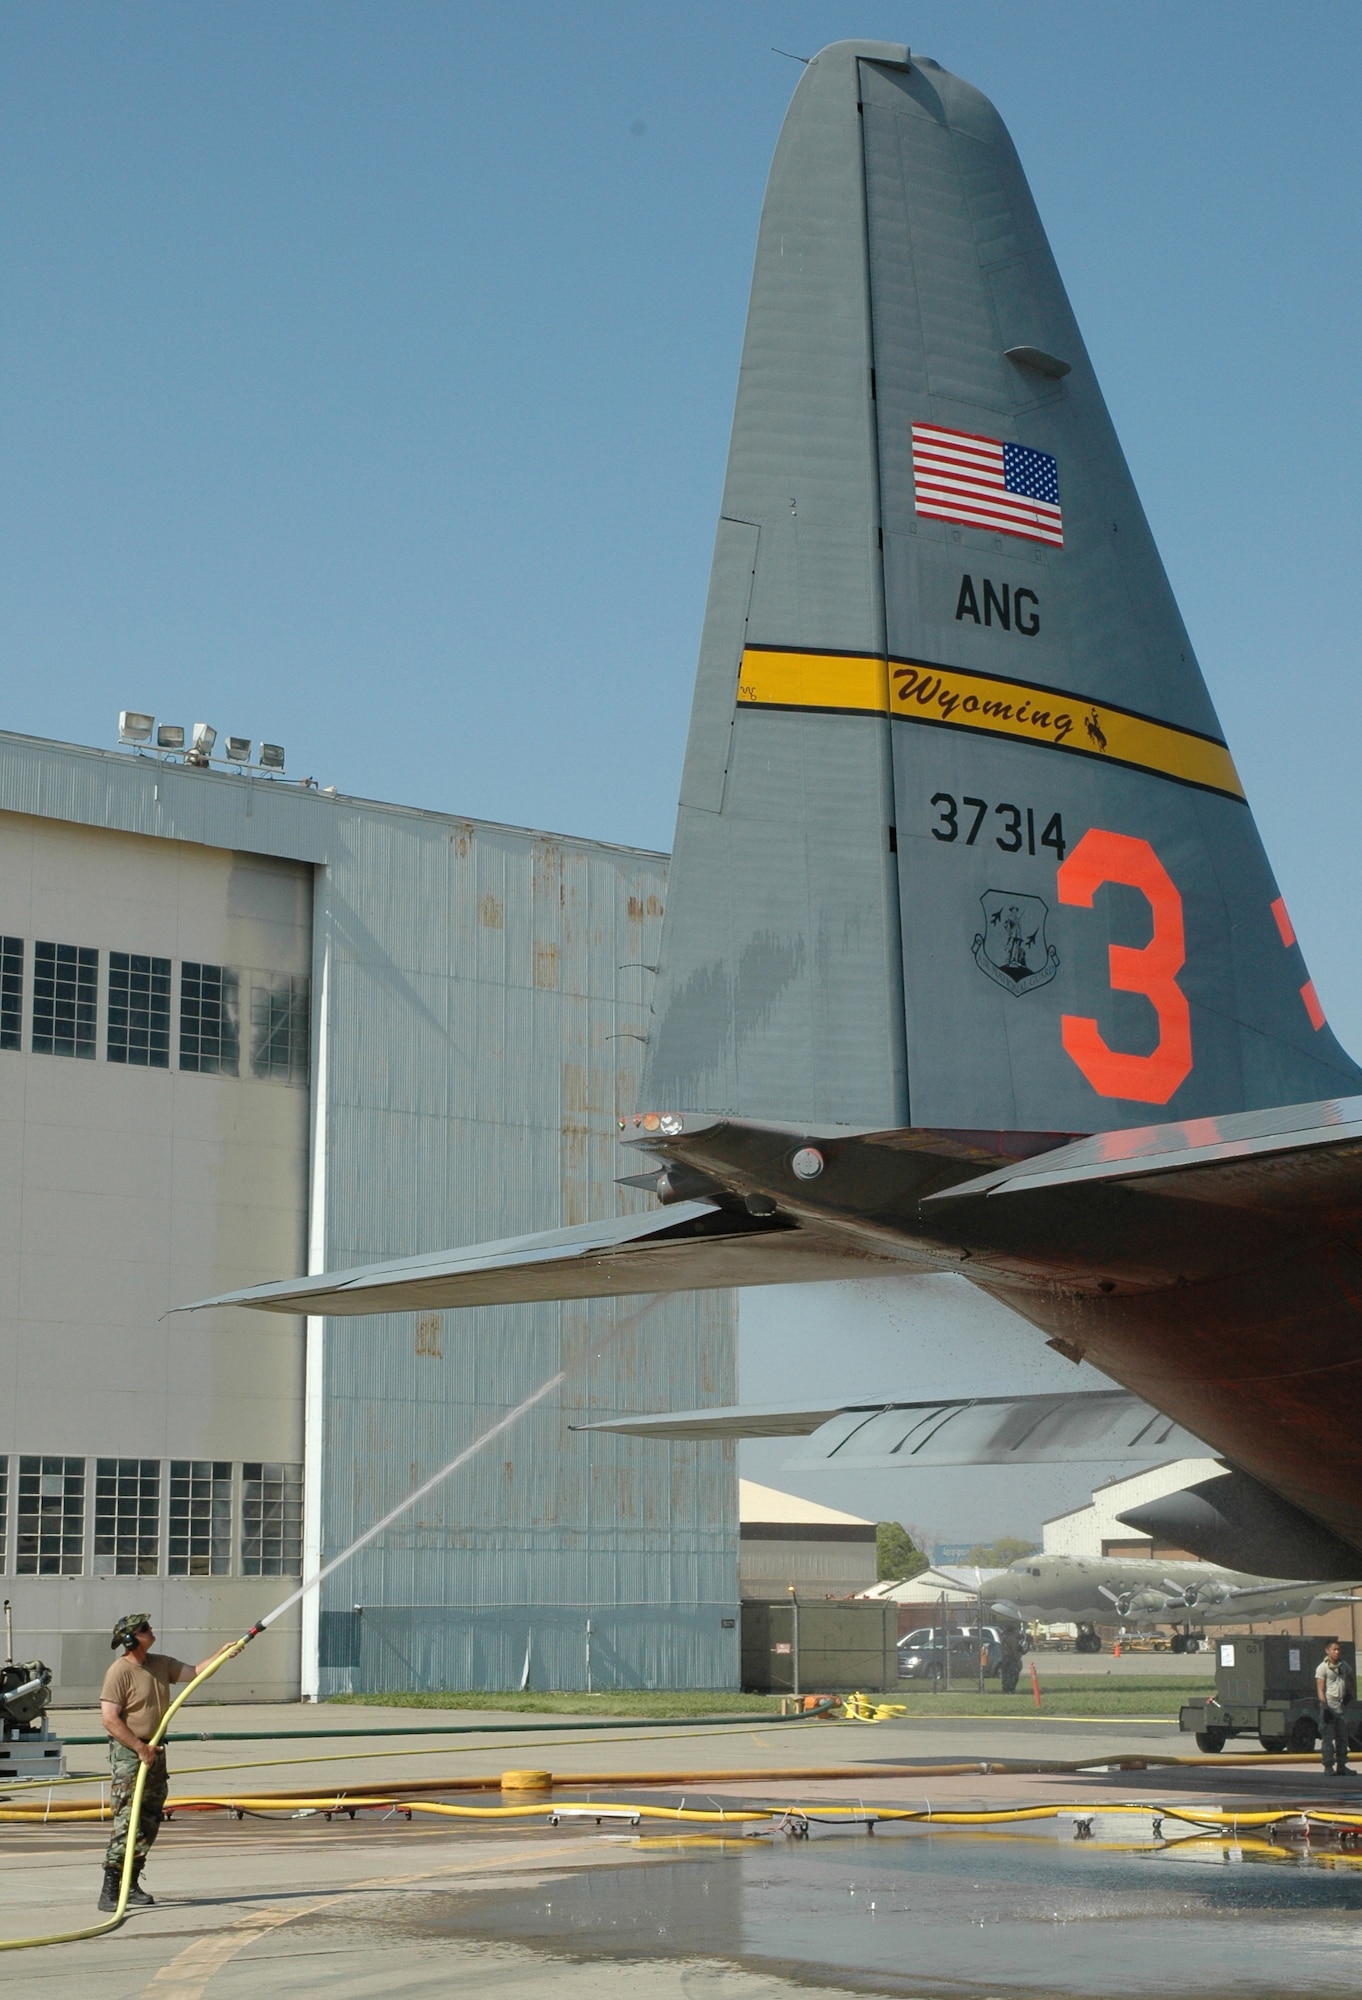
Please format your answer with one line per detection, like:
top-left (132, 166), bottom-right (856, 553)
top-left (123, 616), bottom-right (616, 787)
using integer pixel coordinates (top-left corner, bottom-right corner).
top-left (329, 1677), bottom-right (1213, 1723)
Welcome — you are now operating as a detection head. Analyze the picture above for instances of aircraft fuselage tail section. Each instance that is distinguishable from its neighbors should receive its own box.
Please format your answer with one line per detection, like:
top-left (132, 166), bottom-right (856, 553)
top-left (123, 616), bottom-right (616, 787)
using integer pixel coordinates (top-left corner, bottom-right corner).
top-left (643, 42), bottom-right (1362, 1134)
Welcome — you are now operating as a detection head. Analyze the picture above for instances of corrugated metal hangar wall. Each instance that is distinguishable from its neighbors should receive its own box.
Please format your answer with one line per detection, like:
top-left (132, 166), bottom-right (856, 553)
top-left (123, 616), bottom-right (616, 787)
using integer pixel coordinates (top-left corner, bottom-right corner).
top-left (310, 805), bottom-right (738, 1696)
top-left (0, 731), bottom-right (738, 1698)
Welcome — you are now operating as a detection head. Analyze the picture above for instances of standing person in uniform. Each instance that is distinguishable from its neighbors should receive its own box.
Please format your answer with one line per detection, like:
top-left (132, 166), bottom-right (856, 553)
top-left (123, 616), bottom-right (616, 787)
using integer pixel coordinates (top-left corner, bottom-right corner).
top-left (98, 1614), bottom-right (218, 1911)
top-left (998, 1624), bottom-right (1023, 1696)
top-left (1315, 1638), bottom-right (1357, 1778)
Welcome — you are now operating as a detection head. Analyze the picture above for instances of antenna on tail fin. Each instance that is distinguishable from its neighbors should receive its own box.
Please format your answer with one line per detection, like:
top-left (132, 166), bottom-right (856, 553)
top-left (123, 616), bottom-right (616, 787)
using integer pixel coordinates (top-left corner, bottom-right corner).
top-left (643, 41), bottom-right (1359, 1134)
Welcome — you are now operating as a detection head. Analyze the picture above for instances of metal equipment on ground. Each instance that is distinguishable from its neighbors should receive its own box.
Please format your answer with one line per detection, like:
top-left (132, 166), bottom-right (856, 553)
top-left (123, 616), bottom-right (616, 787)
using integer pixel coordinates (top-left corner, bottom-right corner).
top-left (1179, 1633), bottom-right (1357, 1753)
top-left (741, 1600), bottom-right (899, 1696)
top-left (0, 1602), bottom-right (63, 1782)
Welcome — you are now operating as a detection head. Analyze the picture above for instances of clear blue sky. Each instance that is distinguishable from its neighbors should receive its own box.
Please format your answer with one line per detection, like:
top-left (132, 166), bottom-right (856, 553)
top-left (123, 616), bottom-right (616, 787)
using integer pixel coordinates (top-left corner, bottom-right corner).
top-left (4, 3), bottom-right (1360, 1539)
top-left (4, 1), bottom-right (1359, 1015)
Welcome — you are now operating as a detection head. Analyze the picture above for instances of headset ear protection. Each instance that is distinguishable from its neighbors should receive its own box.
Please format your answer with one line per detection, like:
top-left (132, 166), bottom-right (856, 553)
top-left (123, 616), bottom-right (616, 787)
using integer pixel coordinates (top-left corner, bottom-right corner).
top-left (110, 1613), bottom-right (151, 1652)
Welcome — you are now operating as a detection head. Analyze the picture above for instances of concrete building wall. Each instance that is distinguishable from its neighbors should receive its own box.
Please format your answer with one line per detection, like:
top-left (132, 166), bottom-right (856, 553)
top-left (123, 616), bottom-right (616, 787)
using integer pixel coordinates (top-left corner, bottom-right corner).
top-left (0, 810), bottom-right (311, 1696)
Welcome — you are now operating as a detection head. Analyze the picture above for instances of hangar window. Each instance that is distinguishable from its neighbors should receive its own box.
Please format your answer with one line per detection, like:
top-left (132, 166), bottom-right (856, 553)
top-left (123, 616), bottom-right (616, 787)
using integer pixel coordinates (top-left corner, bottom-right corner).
top-left (241, 1462), bottom-right (303, 1575)
top-left (0, 937), bottom-right (22, 1050)
top-left (16, 1456), bottom-right (85, 1574)
top-left (179, 963), bottom-right (240, 1075)
top-left (250, 975), bottom-right (310, 1085)
top-left (32, 942), bottom-right (98, 1059)
top-left (168, 1460), bottom-right (233, 1576)
top-left (107, 953), bottom-right (171, 1068)
top-left (94, 1458), bottom-right (161, 1575)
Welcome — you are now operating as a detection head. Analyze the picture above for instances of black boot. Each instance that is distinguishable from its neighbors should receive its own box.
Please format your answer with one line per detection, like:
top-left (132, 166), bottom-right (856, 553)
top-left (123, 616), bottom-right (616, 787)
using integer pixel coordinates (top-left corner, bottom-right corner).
top-left (98, 1866), bottom-right (121, 1912)
top-left (127, 1861), bottom-right (154, 1907)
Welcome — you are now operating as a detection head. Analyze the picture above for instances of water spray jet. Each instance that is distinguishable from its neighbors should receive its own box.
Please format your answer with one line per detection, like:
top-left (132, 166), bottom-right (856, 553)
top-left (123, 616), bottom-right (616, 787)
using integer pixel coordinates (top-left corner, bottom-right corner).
top-left (0, 1368), bottom-right (566, 1953)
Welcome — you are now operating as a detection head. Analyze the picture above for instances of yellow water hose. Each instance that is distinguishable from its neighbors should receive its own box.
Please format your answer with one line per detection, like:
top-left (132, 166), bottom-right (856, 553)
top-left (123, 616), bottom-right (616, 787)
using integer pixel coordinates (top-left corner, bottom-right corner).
top-left (0, 1741), bottom-right (1339, 1826)
top-left (2, 1735), bottom-right (1334, 1810)
top-left (4, 1785), bottom-right (1360, 1836)
top-left (0, 1624), bottom-right (260, 1952)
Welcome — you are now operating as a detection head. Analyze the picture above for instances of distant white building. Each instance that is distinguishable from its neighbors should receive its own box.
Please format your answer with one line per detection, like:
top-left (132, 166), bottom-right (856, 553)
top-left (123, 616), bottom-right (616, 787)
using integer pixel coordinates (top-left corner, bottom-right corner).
top-left (861, 1565), bottom-right (1007, 1629)
top-left (739, 1480), bottom-right (878, 1600)
top-left (1043, 1460), bottom-right (1224, 1561)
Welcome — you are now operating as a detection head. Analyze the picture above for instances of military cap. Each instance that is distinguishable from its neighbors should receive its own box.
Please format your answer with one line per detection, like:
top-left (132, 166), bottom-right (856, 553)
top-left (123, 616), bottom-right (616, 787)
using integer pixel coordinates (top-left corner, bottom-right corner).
top-left (111, 1612), bottom-right (151, 1652)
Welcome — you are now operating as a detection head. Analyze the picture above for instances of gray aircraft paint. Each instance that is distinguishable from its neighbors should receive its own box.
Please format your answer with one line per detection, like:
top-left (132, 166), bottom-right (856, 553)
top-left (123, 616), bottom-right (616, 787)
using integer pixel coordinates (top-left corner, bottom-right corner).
top-left (990, 1553), bottom-right (1359, 1631)
top-left (644, 42), bottom-right (1361, 1132)
top-left (581, 1388), bottom-right (1205, 1468)
top-left (647, 40), bottom-right (907, 1130)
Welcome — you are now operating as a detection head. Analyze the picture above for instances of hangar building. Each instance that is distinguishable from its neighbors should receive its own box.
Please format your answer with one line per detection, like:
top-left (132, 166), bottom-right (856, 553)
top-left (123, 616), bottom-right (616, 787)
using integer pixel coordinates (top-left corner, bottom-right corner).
top-left (738, 1480), bottom-right (877, 1601)
top-left (0, 727), bottom-right (737, 1702)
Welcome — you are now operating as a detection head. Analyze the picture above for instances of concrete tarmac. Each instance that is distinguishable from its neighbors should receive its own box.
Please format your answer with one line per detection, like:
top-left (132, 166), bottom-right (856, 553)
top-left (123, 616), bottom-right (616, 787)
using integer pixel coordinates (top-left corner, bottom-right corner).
top-left (6, 1703), bottom-right (1357, 1998)
top-left (48, 1692), bottom-right (1214, 1797)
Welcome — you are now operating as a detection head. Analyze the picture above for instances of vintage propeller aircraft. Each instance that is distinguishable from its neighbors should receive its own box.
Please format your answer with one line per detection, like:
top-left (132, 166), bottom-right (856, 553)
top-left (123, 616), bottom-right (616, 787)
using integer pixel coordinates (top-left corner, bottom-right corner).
top-left (188, 43), bottom-right (1362, 1582)
top-left (987, 1551), bottom-right (1360, 1653)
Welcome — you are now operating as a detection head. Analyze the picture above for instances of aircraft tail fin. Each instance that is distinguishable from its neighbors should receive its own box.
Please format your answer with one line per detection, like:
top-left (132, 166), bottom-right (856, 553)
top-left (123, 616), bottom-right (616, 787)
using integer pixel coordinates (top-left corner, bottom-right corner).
top-left (644, 41), bottom-right (1359, 1133)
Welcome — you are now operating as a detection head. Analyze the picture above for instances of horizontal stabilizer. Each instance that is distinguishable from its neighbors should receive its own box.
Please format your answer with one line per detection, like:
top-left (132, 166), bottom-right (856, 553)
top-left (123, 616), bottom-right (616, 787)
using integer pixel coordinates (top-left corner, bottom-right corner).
top-left (575, 1400), bottom-right (846, 1440)
top-left (927, 1095), bottom-right (1362, 1207)
top-left (179, 1199), bottom-right (894, 1317)
top-left (582, 1389), bottom-right (1203, 1467)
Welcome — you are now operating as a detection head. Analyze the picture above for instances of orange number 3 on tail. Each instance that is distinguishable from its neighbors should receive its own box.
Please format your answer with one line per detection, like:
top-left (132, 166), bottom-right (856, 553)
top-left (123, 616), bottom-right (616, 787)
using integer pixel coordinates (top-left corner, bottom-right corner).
top-left (1057, 829), bottom-right (1192, 1105)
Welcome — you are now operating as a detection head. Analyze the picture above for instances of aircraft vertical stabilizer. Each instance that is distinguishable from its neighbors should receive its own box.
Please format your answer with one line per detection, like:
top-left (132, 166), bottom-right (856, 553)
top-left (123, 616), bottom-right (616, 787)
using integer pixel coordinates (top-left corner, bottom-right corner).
top-left (644, 43), bottom-right (1360, 1132)
top-left (185, 43), bottom-right (1362, 1572)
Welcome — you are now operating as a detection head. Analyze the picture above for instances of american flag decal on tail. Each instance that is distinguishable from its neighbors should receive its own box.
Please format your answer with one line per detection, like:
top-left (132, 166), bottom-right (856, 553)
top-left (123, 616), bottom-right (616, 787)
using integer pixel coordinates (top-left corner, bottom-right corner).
top-left (911, 425), bottom-right (1063, 548)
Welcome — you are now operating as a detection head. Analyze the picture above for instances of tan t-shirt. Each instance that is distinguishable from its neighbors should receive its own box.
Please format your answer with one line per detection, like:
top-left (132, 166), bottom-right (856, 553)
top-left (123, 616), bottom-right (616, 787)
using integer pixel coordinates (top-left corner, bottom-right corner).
top-left (100, 1652), bottom-right (186, 1740)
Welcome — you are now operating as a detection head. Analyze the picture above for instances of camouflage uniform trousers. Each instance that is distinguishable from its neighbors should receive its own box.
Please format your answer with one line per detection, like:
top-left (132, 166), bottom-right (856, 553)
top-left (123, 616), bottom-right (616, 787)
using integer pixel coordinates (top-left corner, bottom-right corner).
top-left (104, 1741), bottom-right (169, 1869)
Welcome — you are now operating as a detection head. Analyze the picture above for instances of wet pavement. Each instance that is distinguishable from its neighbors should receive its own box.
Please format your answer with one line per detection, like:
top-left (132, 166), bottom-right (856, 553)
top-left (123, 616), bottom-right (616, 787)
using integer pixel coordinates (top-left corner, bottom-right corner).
top-left (415, 1829), bottom-right (1362, 1995)
top-left (5, 1707), bottom-right (1360, 1997)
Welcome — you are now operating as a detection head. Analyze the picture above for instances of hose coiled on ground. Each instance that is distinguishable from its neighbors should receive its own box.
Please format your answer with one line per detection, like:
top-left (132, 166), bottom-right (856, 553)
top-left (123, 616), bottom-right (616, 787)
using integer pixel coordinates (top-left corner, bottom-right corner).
top-left (0, 1623), bottom-right (262, 1953)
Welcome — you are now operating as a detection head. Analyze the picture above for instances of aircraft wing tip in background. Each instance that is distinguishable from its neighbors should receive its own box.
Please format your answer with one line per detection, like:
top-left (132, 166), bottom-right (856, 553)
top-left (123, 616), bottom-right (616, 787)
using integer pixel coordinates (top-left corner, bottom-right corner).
top-left (579, 1388), bottom-right (1204, 1467)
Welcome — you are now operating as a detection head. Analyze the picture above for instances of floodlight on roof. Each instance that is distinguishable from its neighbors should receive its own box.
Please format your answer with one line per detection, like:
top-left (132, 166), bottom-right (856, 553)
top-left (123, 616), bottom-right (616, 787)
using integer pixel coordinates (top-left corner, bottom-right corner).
top-left (191, 723), bottom-right (216, 755)
top-left (258, 743), bottom-right (286, 771)
top-left (225, 736), bottom-right (251, 762)
top-left (156, 724), bottom-right (185, 750)
top-left (119, 711), bottom-right (154, 745)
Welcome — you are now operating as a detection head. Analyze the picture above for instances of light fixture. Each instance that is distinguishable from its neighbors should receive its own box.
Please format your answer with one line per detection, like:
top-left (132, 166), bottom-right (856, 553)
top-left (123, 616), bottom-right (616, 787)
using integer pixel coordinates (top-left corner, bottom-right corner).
top-left (191, 723), bottom-right (216, 755)
top-left (225, 736), bottom-right (251, 762)
top-left (156, 724), bottom-right (185, 751)
top-left (258, 743), bottom-right (286, 771)
top-left (118, 711), bottom-right (154, 745)
top-left (791, 1147), bottom-right (824, 1180)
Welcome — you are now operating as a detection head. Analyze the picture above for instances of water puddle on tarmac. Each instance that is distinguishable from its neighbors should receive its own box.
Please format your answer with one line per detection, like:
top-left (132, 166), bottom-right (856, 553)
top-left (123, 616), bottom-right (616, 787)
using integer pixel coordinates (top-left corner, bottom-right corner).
top-left (411, 1824), bottom-right (1362, 1996)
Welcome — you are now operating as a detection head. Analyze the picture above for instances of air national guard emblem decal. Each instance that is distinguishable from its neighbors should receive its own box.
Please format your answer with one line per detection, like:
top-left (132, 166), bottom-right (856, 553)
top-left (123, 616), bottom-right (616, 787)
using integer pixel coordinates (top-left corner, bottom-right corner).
top-left (972, 891), bottom-right (1060, 996)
